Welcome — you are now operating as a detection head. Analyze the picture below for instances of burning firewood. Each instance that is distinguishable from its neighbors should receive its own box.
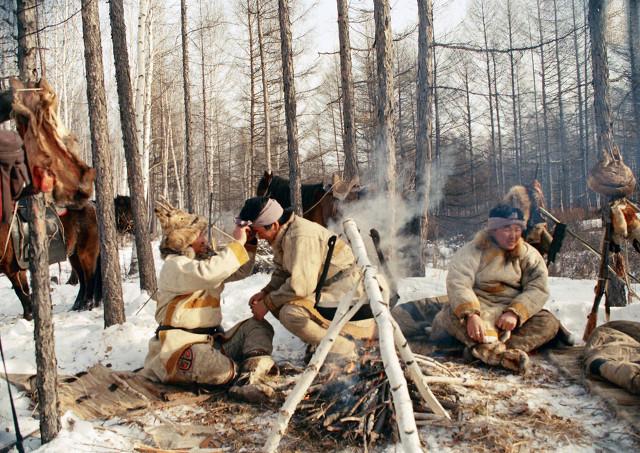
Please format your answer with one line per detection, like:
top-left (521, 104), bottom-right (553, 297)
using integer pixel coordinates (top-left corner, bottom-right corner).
top-left (291, 346), bottom-right (461, 448)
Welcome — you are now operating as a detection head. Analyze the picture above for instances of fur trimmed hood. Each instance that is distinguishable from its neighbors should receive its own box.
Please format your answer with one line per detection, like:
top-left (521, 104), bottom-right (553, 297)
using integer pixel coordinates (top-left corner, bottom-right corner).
top-left (155, 197), bottom-right (208, 257)
top-left (473, 229), bottom-right (526, 261)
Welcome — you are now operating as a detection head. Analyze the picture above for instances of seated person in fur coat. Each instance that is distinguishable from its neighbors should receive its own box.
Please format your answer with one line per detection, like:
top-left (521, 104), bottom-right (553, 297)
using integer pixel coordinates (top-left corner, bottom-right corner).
top-left (393, 204), bottom-right (566, 373)
top-left (142, 200), bottom-right (275, 402)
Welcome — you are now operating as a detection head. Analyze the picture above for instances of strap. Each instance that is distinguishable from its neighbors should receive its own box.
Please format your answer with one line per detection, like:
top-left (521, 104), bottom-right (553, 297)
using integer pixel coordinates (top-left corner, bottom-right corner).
top-left (314, 235), bottom-right (337, 306)
top-left (0, 333), bottom-right (24, 453)
top-left (155, 325), bottom-right (224, 339)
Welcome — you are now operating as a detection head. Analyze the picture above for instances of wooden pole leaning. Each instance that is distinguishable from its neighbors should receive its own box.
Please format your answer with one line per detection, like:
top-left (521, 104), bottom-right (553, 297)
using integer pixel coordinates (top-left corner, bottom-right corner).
top-left (263, 283), bottom-right (364, 453)
top-left (343, 218), bottom-right (424, 453)
top-left (390, 316), bottom-right (450, 419)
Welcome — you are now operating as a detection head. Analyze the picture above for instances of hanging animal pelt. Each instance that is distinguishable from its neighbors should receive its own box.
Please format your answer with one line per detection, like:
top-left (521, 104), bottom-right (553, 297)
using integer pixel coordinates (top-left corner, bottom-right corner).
top-left (588, 146), bottom-right (636, 197)
top-left (610, 199), bottom-right (640, 252)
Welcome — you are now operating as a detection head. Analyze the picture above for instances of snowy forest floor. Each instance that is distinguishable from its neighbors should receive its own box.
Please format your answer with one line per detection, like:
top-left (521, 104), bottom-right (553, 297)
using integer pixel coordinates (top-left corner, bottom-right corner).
top-left (0, 242), bottom-right (639, 452)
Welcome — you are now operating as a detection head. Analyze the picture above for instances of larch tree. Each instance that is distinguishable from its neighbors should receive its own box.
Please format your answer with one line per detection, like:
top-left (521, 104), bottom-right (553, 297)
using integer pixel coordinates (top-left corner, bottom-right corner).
top-left (17, 0), bottom-right (60, 442)
top-left (108, 0), bottom-right (158, 294)
top-left (337, 0), bottom-right (359, 181)
top-left (256, 0), bottom-right (272, 173)
top-left (80, 0), bottom-right (125, 327)
top-left (181, 0), bottom-right (196, 211)
top-left (372, 0), bottom-right (397, 200)
top-left (277, 0), bottom-right (302, 214)
top-left (415, 0), bottom-right (434, 274)
top-left (628, 0), bottom-right (640, 172)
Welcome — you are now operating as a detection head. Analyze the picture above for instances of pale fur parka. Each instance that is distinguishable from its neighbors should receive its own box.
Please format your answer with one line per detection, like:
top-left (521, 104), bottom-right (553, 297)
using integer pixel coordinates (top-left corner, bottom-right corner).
top-left (142, 241), bottom-right (253, 384)
top-left (262, 213), bottom-right (364, 316)
top-left (446, 230), bottom-right (549, 340)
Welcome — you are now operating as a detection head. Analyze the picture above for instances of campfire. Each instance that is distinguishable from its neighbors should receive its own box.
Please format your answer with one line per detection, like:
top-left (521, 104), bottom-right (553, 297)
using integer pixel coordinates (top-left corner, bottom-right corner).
top-left (292, 345), bottom-right (461, 448)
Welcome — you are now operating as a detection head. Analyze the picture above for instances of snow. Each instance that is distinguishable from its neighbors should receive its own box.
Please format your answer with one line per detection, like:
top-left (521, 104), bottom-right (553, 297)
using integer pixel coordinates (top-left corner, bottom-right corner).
top-left (0, 243), bottom-right (638, 451)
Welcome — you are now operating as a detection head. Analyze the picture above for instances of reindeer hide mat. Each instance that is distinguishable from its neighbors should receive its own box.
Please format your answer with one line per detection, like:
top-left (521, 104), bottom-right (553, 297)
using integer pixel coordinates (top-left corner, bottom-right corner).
top-left (6, 364), bottom-right (210, 421)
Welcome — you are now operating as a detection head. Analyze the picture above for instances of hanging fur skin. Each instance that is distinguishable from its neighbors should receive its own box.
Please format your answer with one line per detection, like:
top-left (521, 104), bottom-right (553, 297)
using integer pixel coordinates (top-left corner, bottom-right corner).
top-left (610, 199), bottom-right (640, 250)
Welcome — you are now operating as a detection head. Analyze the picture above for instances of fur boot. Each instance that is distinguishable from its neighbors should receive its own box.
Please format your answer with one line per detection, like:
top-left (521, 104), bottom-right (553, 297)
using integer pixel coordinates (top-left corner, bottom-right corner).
top-left (229, 356), bottom-right (276, 403)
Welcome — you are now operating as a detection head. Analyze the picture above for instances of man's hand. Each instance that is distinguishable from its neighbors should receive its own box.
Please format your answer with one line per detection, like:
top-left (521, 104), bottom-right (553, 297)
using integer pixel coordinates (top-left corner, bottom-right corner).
top-left (232, 225), bottom-right (250, 246)
top-left (466, 313), bottom-right (485, 343)
top-left (250, 299), bottom-right (268, 321)
top-left (496, 311), bottom-right (518, 331)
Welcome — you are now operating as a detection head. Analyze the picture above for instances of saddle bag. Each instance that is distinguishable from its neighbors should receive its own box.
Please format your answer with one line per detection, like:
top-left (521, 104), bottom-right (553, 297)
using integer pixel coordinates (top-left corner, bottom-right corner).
top-left (0, 131), bottom-right (31, 224)
top-left (12, 200), bottom-right (67, 268)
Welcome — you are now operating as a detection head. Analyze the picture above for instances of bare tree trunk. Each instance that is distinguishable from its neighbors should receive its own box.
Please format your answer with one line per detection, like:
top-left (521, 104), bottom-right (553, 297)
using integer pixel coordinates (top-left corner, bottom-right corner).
top-left (17, 0), bottom-right (60, 442)
top-left (507, 0), bottom-right (520, 183)
top-left (199, 0), bottom-right (212, 197)
top-left (373, 0), bottom-right (397, 202)
top-left (337, 0), bottom-right (358, 180)
top-left (256, 0), bottom-right (272, 173)
top-left (181, 0), bottom-right (195, 211)
top-left (81, 0), bottom-right (125, 327)
top-left (529, 19), bottom-right (544, 178)
top-left (108, 0), bottom-right (158, 293)
top-left (589, 0), bottom-right (616, 159)
top-left (628, 0), bottom-right (640, 173)
top-left (584, 0), bottom-right (593, 207)
top-left (573, 0), bottom-right (588, 206)
top-left (537, 0), bottom-right (552, 206)
top-left (277, 0), bottom-right (302, 214)
top-left (481, 2), bottom-right (497, 197)
top-left (491, 52), bottom-right (504, 193)
top-left (247, 1), bottom-right (256, 197)
top-left (464, 62), bottom-right (478, 213)
top-left (415, 0), bottom-right (433, 275)
top-left (134, 0), bottom-right (149, 194)
top-left (553, 0), bottom-right (570, 208)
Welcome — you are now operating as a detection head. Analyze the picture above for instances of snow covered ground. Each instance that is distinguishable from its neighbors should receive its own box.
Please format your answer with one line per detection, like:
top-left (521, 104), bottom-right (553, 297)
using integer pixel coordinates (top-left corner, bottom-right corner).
top-left (0, 243), bottom-right (639, 451)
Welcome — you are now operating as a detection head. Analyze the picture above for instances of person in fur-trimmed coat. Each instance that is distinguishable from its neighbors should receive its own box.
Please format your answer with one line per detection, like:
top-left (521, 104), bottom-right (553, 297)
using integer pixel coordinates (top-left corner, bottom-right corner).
top-left (142, 199), bottom-right (275, 402)
top-left (236, 197), bottom-right (386, 361)
top-left (394, 204), bottom-right (563, 373)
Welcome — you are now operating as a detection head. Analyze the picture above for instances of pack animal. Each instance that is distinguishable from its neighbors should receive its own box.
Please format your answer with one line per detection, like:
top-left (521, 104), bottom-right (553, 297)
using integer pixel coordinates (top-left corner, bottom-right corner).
top-left (0, 77), bottom-right (97, 318)
top-left (256, 171), bottom-right (361, 227)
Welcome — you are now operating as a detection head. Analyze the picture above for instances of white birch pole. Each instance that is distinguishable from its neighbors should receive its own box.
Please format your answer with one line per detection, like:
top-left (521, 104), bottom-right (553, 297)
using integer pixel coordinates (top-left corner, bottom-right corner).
top-left (142, 6), bottom-right (154, 196)
top-left (264, 285), bottom-right (363, 453)
top-left (391, 316), bottom-right (450, 419)
top-left (134, 0), bottom-right (149, 193)
top-left (343, 218), bottom-right (424, 453)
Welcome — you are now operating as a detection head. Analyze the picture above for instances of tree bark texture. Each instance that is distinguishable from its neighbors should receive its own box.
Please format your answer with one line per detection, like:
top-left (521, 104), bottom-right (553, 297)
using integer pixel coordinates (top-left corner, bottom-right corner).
top-left (108, 0), bottom-right (158, 294)
top-left (181, 0), bottom-right (195, 211)
top-left (81, 0), bottom-right (126, 327)
top-left (17, 0), bottom-right (60, 442)
top-left (373, 0), bottom-right (397, 200)
top-left (589, 0), bottom-right (615, 160)
top-left (628, 0), bottom-right (640, 172)
top-left (277, 0), bottom-right (302, 214)
top-left (247, 1), bottom-right (256, 198)
top-left (572, 0), bottom-right (587, 206)
top-left (256, 1), bottom-right (272, 173)
top-left (337, 0), bottom-right (358, 181)
top-left (553, 0), bottom-right (570, 208)
top-left (415, 0), bottom-right (433, 274)
top-left (537, 0), bottom-right (552, 206)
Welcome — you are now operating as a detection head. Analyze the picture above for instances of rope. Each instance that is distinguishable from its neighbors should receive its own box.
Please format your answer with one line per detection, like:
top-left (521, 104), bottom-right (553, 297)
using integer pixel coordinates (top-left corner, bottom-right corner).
top-left (302, 185), bottom-right (335, 217)
top-left (0, 201), bottom-right (20, 264)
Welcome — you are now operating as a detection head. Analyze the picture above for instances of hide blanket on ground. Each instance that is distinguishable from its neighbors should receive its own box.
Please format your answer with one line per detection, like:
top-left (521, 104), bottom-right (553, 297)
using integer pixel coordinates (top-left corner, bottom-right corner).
top-left (6, 364), bottom-right (209, 421)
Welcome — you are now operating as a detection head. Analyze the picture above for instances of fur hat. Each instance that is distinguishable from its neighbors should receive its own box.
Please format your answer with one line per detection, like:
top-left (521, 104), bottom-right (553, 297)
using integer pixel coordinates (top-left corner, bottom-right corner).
top-left (155, 197), bottom-right (207, 256)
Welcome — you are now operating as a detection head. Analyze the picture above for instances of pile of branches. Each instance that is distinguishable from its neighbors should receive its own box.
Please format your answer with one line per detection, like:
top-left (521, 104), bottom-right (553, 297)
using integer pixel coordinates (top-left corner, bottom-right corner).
top-left (292, 347), bottom-right (460, 448)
